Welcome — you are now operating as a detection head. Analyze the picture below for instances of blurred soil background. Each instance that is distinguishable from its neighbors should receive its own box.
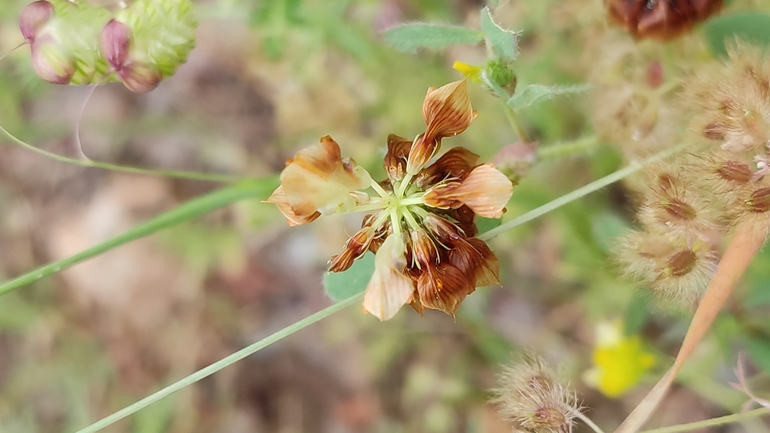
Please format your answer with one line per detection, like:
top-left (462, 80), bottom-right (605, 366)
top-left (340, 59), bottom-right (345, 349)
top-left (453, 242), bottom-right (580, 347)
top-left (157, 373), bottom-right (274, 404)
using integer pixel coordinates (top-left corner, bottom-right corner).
top-left (1, 0), bottom-right (770, 432)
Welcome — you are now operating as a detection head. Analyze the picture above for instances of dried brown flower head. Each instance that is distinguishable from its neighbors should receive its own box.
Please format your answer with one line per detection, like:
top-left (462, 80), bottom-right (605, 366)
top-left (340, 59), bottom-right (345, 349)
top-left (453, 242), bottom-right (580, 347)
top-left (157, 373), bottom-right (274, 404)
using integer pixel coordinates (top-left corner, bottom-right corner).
top-left (491, 354), bottom-right (581, 433)
top-left (267, 80), bottom-right (513, 320)
top-left (607, 0), bottom-right (723, 40)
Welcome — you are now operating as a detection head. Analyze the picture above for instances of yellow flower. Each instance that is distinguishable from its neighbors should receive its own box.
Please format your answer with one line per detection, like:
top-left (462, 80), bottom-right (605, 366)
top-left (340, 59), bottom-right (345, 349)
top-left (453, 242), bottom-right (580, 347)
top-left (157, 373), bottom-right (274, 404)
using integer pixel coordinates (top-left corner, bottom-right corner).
top-left (583, 320), bottom-right (657, 398)
top-left (452, 61), bottom-right (483, 83)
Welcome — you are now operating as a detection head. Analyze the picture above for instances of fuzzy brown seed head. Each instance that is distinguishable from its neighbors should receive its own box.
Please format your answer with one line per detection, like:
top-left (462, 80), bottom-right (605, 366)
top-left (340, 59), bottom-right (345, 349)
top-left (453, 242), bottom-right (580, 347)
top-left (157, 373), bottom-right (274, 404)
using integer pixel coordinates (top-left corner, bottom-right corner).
top-left (666, 249), bottom-right (698, 277)
top-left (662, 199), bottom-right (697, 221)
top-left (717, 160), bottom-right (753, 184)
top-left (703, 122), bottom-right (726, 141)
top-left (491, 354), bottom-right (579, 433)
top-left (748, 188), bottom-right (770, 213)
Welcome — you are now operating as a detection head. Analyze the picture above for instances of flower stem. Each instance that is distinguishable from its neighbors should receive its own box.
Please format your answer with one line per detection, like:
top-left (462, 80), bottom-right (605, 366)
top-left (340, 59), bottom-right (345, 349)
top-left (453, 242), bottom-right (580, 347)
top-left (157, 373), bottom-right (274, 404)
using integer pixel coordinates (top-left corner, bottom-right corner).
top-left (481, 70), bottom-right (530, 143)
top-left (537, 136), bottom-right (602, 161)
top-left (0, 179), bottom-right (278, 296)
top-left (639, 408), bottom-right (769, 433)
top-left (575, 410), bottom-right (606, 433)
top-left (74, 293), bottom-right (363, 433)
top-left (369, 178), bottom-right (391, 199)
top-left (0, 119), bottom-right (242, 183)
top-left (479, 144), bottom-right (686, 241)
top-left (400, 197), bottom-right (425, 206)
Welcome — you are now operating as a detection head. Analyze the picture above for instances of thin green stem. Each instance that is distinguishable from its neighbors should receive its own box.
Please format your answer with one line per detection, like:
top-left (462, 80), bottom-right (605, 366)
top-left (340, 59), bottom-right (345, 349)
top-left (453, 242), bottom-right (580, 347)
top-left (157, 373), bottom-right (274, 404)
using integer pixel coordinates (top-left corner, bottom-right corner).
top-left (351, 201), bottom-right (388, 213)
top-left (74, 293), bottom-right (363, 433)
top-left (481, 70), bottom-right (529, 143)
top-left (537, 136), bottom-right (602, 161)
top-left (0, 179), bottom-right (278, 296)
top-left (640, 408), bottom-right (769, 433)
top-left (478, 144), bottom-right (686, 241)
top-left (400, 197), bottom-right (425, 206)
top-left (503, 104), bottom-right (530, 143)
top-left (575, 410), bottom-right (606, 433)
top-left (0, 122), bottom-right (242, 183)
top-left (369, 178), bottom-right (391, 199)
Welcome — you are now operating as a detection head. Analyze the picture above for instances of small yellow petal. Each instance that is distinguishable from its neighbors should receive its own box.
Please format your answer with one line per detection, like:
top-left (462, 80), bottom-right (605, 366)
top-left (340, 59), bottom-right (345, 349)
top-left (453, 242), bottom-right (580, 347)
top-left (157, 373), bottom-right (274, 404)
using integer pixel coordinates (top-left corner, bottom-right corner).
top-left (452, 61), bottom-right (482, 83)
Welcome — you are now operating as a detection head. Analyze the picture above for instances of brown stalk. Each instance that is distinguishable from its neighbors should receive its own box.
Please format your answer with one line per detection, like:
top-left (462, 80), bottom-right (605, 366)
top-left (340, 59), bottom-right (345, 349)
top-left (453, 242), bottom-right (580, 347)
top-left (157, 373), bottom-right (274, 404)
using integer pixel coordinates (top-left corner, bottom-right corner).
top-left (613, 223), bottom-right (764, 433)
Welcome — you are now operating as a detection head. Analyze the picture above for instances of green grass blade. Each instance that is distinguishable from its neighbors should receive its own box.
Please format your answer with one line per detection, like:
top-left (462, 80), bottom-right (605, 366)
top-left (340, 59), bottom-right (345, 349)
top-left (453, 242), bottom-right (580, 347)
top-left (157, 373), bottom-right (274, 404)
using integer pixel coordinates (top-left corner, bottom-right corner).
top-left (0, 179), bottom-right (278, 296)
top-left (74, 294), bottom-right (363, 433)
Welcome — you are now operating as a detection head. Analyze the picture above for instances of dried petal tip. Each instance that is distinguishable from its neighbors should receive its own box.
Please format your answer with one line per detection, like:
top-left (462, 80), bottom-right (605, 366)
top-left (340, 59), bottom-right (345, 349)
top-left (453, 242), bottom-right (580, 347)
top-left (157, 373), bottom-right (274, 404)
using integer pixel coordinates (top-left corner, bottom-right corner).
top-left (264, 186), bottom-right (321, 227)
top-left (424, 163), bottom-right (513, 218)
top-left (19, 1), bottom-right (53, 43)
top-left (491, 354), bottom-right (580, 433)
top-left (362, 235), bottom-right (415, 321)
top-left (407, 79), bottom-right (478, 175)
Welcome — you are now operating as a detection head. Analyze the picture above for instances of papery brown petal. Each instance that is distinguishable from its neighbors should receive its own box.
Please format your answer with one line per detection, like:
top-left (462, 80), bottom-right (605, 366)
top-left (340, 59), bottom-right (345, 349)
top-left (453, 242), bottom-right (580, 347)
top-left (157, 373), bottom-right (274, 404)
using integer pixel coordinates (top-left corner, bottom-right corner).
top-left (264, 186), bottom-right (321, 226)
top-left (417, 263), bottom-right (475, 317)
top-left (405, 133), bottom-right (440, 176)
top-left (607, 0), bottom-right (722, 40)
top-left (425, 163), bottom-right (513, 218)
top-left (442, 205), bottom-right (477, 238)
top-left (329, 225), bottom-right (377, 272)
top-left (423, 214), bottom-right (464, 245)
top-left (457, 238), bottom-right (500, 287)
top-left (422, 80), bottom-right (478, 141)
top-left (410, 230), bottom-right (438, 269)
top-left (363, 235), bottom-right (415, 321)
top-left (281, 136), bottom-right (371, 216)
top-left (416, 146), bottom-right (480, 188)
top-left (384, 134), bottom-right (412, 183)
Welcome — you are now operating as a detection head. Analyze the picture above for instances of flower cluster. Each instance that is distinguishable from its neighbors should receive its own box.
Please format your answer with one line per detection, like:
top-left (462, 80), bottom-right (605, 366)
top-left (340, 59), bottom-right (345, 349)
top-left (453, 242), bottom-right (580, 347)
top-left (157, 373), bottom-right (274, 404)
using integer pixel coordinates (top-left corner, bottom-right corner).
top-left (616, 45), bottom-right (770, 305)
top-left (606, 0), bottom-right (722, 40)
top-left (267, 80), bottom-right (514, 320)
top-left (491, 354), bottom-right (581, 433)
top-left (19, 0), bottom-right (196, 92)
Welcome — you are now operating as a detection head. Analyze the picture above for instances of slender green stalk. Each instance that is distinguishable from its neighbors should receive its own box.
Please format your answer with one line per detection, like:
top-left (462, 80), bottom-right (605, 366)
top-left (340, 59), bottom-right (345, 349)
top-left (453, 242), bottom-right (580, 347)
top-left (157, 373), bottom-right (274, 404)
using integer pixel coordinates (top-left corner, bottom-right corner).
top-left (537, 135), bottom-right (602, 161)
top-left (0, 179), bottom-right (277, 296)
top-left (481, 70), bottom-right (530, 143)
top-left (479, 144), bottom-right (686, 241)
top-left (74, 293), bottom-right (363, 433)
top-left (640, 408), bottom-right (769, 433)
top-left (575, 410), bottom-right (606, 433)
top-left (0, 122), bottom-right (242, 183)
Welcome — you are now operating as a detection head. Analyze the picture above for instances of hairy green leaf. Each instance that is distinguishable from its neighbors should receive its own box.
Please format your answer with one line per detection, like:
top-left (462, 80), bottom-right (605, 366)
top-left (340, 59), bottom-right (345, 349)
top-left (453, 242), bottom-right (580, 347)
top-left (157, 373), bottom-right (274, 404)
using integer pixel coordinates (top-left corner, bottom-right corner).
top-left (480, 7), bottom-right (519, 61)
top-left (383, 23), bottom-right (483, 53)
top-left (324, 253), bottom-right (375, 301)
top-left (507, 84), bottom-right (593, 110)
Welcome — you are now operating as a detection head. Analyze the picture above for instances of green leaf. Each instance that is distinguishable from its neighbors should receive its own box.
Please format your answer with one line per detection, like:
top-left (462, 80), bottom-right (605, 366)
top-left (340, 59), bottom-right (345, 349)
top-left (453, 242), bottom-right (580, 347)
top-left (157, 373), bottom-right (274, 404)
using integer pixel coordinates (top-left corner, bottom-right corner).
top-left (506, 84), bottom-right (593, 110)
top-left (383, 23), bottom-right (483, 53)
top-left (704, 12), bottom-right (770, 58)
top-left (324, 253), bottom-right (375, 302)
top-left (480, 7), bottom-right (520, 61)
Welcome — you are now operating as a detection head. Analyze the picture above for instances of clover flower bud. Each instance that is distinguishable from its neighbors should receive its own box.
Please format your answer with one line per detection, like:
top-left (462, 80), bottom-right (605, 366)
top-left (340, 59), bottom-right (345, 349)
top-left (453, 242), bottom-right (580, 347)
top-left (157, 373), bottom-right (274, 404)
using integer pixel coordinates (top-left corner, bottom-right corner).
top-left (407, 80), bottom-right (477, 175)
top-left (19, 1), bottom-right (53, 43)
top-left (492, 354), bottom-right (580, 433)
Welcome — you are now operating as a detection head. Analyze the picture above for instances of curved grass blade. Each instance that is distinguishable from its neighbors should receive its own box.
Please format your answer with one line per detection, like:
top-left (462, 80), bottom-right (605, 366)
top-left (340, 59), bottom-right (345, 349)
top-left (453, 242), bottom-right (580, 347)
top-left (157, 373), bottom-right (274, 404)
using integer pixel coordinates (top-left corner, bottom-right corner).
top-left (0, 179), bottom-right (278, 296)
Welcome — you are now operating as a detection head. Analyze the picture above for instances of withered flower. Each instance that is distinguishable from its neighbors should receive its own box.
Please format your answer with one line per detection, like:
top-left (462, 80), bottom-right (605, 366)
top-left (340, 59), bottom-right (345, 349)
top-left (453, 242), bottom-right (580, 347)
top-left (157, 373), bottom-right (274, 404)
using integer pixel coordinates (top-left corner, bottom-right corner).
top-left (607, 0), bottom-right (723, 41)
top-left (267, 80), bottom-right (513, 321)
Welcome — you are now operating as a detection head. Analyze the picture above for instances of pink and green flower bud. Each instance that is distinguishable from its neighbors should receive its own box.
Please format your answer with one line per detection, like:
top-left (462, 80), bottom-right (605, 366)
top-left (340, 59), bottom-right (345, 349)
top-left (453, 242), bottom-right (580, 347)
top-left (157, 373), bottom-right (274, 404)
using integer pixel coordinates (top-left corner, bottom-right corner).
top-left (111, 0), bottom-right (197, 87)
top-left (19, 1), bottom-right (54, 43)
top-left (22, 0), bottom-right (114, 85)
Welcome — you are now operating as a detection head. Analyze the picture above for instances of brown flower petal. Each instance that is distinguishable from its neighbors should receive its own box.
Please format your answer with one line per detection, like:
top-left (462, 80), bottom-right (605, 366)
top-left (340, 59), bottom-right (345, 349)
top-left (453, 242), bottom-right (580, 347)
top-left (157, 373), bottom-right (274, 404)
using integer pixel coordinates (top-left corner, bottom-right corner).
top-left (607, 0), bottom-right (723, 40)
top-left (384, 134), bottom-right (412, 183)
top-left (280, 135), bottom-right (372, 217)
top-left (417, 263), bottom-right (475, 317)
top-left (363, 235), bottom-right (415, 321)
top-left (264, 186), bottom-right (321, 226)
top-left (424, 163), bottom-right (512, 218)
top-left (329, 224), bottom-right (377, 272)
top-left (450, 237), bottom-right (500, 287)
top-left (422, 80), bottom-right (478, 142)
top-left (416, 146), bottom-right (480, 188)
top-left (443, 206), bottom-right (477, 238)
top-left (405, 133), bottom-right (439, 176)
